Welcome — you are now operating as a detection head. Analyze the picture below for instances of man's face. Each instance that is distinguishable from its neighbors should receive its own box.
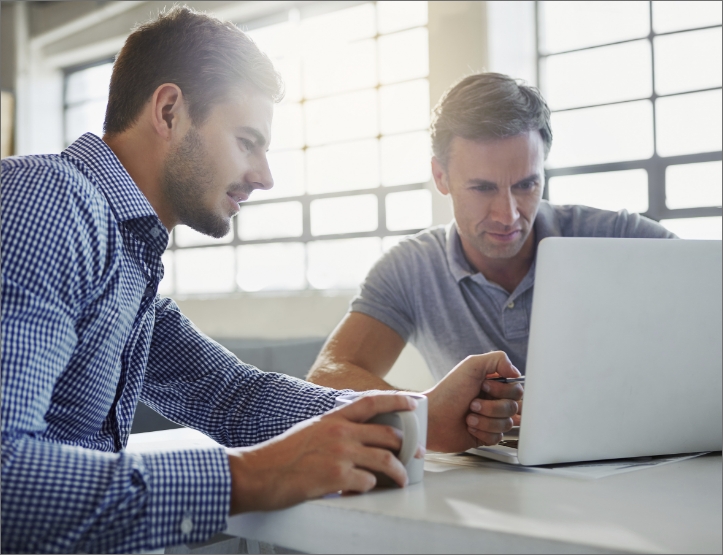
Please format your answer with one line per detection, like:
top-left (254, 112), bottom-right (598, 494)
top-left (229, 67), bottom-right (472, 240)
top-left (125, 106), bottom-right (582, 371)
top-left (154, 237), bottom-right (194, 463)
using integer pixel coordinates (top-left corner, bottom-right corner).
top-left (161, 89), bottom-right (274, 237)
top-left (434, 131), bottom-right (545, 261)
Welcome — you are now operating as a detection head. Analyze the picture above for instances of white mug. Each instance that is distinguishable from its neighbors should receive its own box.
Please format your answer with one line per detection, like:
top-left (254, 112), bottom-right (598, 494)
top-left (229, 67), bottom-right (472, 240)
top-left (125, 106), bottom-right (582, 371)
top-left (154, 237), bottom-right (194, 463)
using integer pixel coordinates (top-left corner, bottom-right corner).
top-left (335, 392), bottom-right (427, 486)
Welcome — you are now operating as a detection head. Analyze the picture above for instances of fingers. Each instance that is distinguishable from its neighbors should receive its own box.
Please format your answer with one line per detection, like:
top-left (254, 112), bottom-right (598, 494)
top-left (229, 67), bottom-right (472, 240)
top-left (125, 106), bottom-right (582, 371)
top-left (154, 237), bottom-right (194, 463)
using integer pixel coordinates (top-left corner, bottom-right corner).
top-left (353, 422), bottom-right (403, 453)
top-left (466, 413), bottom-right (514, 433)
top-left (351, 445), bottom-right (409, 488)
top-left (467, 427), bottom-right (504, 446)
top-left (469, 398), bottom-right (518, 418)
top-left (338, 393), bottom-right (417, 424)
top-left (481, 381), bottom-right (524, 400)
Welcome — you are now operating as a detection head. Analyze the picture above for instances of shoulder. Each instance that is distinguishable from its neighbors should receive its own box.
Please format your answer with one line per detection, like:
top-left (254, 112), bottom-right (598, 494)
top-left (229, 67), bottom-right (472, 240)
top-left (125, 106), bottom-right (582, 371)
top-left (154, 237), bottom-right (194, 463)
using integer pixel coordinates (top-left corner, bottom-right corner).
top-left (546, 203), bottom-right (676, 239)
top-left (382, 225), bottom-right (448, 267)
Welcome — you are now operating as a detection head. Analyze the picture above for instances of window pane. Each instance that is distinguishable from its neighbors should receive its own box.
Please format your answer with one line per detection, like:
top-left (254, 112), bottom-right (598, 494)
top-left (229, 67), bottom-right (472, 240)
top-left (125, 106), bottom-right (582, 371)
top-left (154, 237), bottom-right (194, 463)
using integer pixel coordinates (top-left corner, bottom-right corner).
top-left (237, 243), bottom-right (305, 291)
top-left (248, 21), bottom-right (298, 59)
top-left (381, 131), bottom-right (431, 186)
top-left (65, 99), bottom-right (107, 144)
top-left (306, 139), bottom-right (379, 194)
top-left (304, 89), bottom-right (378, 146)
top-left (174, 225), bottom-right (232, 248)
top-left (656, 90), bottom-right (722, 157)
top-left (654, 28), bottom-right (722, 96)
top-left (271, 55), bottom-right (302, 104)
top-left (66, 63), bottom-right (112, 104)
top-left (379, 27), bottom-right (429, 84)
top-left (303, 39), bottom-right (377, 99)
top-left (659, 217), bottom-right (722, 240)
top-left (307, 237), bottom-right (382, 289)
top-left (548, 169), bottom-right (649, 213)
top-left (238, 201), bottom-right (303, 240)
top-left (175, 247), bottom-right (235, 294)
top-left (543, 41), bottom-right (651, 110)
top-left (539, 1), bottom-right (649, 54)
top-left (386, 189), bottom-right (433, 231)
top-left (547, 101), bottom-right (654, 168)
top-left (271, 102), bottom-right (304, 150)
top-left (254, 149), bottom-right (305, 201)
top-left (380, 79), bottom-right (430, 134)
top-left (378, 1), bottom-right (428, 34)
top-left (310, 195), bottom-right (378, 236)
top-left (300, 3), bottom-right (376, 51)
top-left (158, 251), bottom-right (174, 296)
top-left (666, 161), bottom-right (723, 209)
top-left (653, 0), bottom-right (722, 33)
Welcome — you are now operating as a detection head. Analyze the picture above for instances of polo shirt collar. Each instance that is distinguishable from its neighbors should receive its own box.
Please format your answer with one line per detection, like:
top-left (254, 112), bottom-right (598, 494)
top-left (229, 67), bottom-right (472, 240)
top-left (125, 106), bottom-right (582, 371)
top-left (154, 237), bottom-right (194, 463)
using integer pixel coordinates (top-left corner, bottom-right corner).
top-left (445, 200), bottom-right (562, 285)
top-left (62, 133), bottom-right (160, 224)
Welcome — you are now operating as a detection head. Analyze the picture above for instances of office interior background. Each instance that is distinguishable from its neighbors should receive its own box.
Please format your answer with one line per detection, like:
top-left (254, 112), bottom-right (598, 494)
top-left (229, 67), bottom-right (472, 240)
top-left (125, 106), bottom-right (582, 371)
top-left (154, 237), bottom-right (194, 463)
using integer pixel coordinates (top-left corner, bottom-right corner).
top-left (1, 0), bottom-right (721, 394)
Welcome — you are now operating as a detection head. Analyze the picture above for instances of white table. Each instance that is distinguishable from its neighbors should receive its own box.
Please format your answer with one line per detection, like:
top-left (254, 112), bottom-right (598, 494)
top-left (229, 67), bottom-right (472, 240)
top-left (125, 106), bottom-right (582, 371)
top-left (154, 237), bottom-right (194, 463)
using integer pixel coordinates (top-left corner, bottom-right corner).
top-left (128, 429), bottom-right (722, 554)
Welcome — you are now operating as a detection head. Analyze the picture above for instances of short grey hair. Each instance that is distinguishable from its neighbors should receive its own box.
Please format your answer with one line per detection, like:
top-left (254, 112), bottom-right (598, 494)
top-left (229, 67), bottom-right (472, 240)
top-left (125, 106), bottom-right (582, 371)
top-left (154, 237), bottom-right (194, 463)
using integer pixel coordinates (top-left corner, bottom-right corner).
top-left (431, 72), bottom-right (552, 167)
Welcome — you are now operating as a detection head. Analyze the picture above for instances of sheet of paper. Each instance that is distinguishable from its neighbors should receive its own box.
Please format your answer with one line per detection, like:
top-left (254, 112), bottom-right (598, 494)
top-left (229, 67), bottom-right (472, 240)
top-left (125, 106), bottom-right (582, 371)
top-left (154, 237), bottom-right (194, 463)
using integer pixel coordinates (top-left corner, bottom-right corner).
top-left (425, 451), bottom-right (709, 479)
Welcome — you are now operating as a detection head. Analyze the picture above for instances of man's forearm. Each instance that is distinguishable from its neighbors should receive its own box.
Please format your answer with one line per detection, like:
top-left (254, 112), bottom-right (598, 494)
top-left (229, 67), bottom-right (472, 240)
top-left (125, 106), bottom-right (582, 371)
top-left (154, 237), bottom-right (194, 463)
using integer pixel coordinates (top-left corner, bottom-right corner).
top-left (307, 361), bottom-right (397, 392)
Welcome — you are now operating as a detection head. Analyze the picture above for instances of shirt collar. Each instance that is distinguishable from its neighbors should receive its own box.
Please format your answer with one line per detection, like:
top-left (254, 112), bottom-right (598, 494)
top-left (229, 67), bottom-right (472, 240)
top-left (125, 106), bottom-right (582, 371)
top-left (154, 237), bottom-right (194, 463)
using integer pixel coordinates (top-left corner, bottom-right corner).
top-left (62, 133), bottom-right (169, 256)
top-left (62, 133), bottom-right (160, 224)
top-left (445, 200), bottom-right (562, 285)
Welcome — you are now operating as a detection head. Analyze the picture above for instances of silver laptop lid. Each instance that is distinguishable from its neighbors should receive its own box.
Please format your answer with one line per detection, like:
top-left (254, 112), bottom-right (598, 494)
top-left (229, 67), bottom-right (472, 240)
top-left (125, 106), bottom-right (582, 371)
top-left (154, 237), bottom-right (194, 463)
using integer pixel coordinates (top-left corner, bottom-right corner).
top-left (518, 238), bottom-right (722, 466)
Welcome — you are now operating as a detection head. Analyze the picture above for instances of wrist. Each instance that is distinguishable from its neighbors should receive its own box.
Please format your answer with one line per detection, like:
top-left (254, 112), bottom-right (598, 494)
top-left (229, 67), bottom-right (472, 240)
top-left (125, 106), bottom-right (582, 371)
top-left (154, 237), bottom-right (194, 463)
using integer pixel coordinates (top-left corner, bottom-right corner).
top-left (227, 448), bottom-right (265, 515)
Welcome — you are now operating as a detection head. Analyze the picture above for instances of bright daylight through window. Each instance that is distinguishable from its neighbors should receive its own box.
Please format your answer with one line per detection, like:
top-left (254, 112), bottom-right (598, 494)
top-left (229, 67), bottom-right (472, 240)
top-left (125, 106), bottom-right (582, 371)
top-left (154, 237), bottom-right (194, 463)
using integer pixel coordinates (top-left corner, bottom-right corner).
top-left (63, 1), bottom-right (722, 297)
top-left (539, 1), bottom-right (722, 240)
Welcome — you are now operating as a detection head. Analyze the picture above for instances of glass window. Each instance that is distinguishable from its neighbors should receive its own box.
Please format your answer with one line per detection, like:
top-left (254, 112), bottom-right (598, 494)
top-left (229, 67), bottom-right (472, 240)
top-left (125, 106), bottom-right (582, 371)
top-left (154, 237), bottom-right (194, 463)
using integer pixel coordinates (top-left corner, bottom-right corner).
top-left (255, 149), bottom-right (305, 200)
top-left (238, 202), bottom-right (303, 241)
top-left (659, 216), bottom-right (723, 240)
top-left (548, 169), bottom-right (649, 213)
top-left (654, 28), bottom-right (722, 96)
top-left (547, 101), bottom-right (654, 168)
top-left (656, 90), bottom-right (722, 157)
top-left (386, 189), bottom-right (433, 231)
top-left (539, 1), bottom-right (649, 54)
top-left (307, 237), bottom-right (382, 289)
top-left (174, 225), bottom-right (233, 248)
top-left (303, 39), bottom-right (377, 99)
top-left (379, 79), bottom-right (430, 135)
top-left (543, 41), bottom-right (651, 110)
top-left (65, 63), bottom-right (113, 105)
top-left (666, 161), bottom-right (723, 209)
top-left (652, 0), bottom-right (722, 34)
top-left (306, 139), bottom-right (379, 194)
top-left (377, 1), bottom-right (428, 34)
top-left (381, 131), bottom-right (432, 186)
top-left (310, 195), bottom-right (378, 236)
top-left (379, 27), bottom-right (429, 84)
top-left (237, 243), bottom-right (306, 291)
top-left (175, 247), bottom-right (236, 295)
top-left (304, 89), bottom-right (378, 146)
top-left (158, 251), bottom-right (174, 296)
top-left (270, 103), bottom-right (304, 150)
top-left (382, 235), bottom-right (409, 252)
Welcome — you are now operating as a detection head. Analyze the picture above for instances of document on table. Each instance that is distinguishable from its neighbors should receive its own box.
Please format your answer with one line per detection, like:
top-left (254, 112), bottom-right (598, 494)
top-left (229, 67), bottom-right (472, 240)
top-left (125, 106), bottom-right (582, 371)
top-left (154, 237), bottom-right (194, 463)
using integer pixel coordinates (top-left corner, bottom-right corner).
top-left (425, 451), bottom-right (709, 479)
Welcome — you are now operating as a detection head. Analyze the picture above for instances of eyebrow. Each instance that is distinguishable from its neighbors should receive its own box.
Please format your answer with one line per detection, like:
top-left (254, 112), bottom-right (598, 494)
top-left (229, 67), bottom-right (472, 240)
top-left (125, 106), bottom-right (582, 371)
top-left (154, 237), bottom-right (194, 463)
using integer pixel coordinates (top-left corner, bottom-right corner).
top-left (237, 126), bottom-right (268, 149)
top-left (466, 173), bottom-right (541, 188)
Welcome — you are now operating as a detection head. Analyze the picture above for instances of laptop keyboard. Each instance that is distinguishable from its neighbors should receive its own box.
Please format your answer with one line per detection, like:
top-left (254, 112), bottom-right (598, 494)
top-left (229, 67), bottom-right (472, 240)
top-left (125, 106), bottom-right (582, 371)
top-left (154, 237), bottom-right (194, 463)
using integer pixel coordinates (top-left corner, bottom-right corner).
top-left (498, 439), bottom-right (518, 449)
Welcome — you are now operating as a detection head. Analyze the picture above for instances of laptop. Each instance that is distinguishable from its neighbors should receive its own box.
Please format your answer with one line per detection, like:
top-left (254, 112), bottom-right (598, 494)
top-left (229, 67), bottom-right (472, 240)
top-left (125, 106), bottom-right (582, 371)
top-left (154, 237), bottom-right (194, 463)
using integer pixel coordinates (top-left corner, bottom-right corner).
top-left (470, 237), bottom-right (722, 466)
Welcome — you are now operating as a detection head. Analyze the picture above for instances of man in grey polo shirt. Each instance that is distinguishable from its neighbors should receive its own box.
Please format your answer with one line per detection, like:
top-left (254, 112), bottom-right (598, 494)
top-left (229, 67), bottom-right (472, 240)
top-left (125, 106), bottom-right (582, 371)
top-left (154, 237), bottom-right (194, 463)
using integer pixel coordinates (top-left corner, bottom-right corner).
top-left (307, 73), bottom-right (673, 444)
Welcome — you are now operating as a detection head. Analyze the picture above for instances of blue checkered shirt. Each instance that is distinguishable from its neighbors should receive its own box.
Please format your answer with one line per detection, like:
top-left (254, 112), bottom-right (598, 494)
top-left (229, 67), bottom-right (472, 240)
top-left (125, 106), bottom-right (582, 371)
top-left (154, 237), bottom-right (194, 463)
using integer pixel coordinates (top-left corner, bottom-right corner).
top-left (1, 133), bottom-right (342, 553)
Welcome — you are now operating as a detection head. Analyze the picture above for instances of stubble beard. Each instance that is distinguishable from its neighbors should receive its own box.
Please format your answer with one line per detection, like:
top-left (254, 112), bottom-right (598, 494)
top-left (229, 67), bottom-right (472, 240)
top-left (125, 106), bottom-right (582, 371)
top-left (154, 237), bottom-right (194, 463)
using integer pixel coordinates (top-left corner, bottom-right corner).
top-left (161, 127), bottom-right (230, 239)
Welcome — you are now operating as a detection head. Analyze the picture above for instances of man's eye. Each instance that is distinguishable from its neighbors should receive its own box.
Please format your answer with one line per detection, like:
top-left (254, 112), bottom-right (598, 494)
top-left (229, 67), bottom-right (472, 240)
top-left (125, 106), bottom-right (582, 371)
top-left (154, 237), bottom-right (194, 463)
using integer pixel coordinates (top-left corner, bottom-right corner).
top-left (238, 138), bottom-right (254, 151)
top-left (516, 181), bottom-right (536, 191)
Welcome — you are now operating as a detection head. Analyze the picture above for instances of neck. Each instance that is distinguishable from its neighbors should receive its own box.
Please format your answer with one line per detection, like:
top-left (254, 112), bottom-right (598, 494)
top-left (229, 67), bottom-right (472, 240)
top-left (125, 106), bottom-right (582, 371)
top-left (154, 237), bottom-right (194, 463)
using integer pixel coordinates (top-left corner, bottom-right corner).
top-left (460, 229), bottom-right (536, 294)
top-left (103, 131), bottom-right (175, 230)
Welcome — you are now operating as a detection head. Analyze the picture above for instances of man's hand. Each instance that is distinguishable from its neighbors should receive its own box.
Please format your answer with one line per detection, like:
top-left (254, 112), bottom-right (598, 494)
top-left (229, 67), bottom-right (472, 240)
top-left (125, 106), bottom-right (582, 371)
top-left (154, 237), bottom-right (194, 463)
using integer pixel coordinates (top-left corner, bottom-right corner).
top-left (424, 352), bottom-right (523, 452)
top-left (226, 394), bottom-right (420, 514)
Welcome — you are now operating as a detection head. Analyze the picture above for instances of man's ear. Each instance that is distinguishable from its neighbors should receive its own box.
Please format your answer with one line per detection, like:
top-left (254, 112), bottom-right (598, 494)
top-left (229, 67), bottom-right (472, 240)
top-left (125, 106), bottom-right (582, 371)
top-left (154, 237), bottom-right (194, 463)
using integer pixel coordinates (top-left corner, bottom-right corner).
top-left (431, 156), bottom-right (450, 196)
top-left (150, 83), bottom-right (187, 140)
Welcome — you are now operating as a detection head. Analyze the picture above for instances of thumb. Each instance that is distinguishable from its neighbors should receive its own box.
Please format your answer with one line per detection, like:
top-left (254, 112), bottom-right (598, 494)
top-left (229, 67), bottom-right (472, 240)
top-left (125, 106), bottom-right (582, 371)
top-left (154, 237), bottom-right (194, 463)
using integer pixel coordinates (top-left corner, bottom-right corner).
top-left (462, 351), bottom-right (521, 381)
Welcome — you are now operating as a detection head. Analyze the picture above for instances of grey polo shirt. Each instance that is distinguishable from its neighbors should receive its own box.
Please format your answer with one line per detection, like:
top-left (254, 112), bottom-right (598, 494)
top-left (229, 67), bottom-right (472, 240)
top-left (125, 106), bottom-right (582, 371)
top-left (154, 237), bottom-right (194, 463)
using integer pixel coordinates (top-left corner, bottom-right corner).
top-left (350, 201), bottom-right (675, 380)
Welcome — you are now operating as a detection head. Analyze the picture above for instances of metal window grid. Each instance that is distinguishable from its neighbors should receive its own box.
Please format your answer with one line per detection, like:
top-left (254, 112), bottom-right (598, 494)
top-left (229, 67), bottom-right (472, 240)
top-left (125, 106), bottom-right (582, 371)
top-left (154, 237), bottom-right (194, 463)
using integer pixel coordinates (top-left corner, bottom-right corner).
top-left (535, 0), bottom-right (723, 222)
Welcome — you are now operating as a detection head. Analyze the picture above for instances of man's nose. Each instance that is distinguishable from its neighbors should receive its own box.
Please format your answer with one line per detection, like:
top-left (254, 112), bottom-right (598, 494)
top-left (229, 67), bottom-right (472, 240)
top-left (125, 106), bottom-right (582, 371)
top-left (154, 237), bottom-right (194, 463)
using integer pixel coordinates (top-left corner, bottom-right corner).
top-left (249, 153), bottom-right (274, 190)
top-left (491, 190), bottom-right (519, 226)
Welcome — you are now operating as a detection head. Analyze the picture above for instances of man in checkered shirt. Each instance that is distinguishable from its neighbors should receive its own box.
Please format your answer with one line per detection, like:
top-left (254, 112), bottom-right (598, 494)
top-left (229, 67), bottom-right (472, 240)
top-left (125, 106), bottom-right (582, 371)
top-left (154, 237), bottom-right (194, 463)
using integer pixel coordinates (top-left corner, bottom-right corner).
top-left (1, 7), bottom-right (523, 553)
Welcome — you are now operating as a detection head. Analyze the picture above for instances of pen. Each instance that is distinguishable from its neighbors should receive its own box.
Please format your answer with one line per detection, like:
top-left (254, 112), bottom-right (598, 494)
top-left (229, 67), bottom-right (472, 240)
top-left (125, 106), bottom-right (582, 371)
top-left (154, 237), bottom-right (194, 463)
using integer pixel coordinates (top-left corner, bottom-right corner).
top-left (488, 376), bottom-right (525, 383)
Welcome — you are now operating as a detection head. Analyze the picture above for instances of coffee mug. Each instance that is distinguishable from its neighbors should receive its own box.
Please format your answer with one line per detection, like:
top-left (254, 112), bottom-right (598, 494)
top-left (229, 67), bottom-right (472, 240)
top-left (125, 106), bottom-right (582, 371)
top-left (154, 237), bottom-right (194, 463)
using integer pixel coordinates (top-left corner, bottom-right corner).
top-left (335, 392), bottom-right (428, 486)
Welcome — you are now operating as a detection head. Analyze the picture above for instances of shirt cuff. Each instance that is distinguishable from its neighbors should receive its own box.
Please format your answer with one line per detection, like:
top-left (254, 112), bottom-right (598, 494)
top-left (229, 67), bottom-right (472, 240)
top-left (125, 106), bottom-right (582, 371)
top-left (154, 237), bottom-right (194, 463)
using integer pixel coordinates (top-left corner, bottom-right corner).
top-left (142, 447), bottom-right (230, 548)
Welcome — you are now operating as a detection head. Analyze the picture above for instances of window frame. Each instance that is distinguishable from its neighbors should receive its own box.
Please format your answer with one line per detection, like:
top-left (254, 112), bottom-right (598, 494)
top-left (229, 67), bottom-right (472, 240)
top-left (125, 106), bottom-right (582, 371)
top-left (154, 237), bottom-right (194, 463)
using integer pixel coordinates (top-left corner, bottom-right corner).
top-left (535, 0), bottom-right (722, 223)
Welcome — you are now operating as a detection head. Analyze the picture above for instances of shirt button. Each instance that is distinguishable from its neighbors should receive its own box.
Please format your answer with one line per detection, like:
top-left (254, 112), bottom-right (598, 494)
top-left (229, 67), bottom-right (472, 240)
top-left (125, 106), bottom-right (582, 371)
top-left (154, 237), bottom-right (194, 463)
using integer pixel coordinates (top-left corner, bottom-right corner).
top-left (507, 301), bottom-right (515, 309)
top-left (150, 227), bottom-right (161, 238)
top-left (180, 517), bottom-right (194, 535)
